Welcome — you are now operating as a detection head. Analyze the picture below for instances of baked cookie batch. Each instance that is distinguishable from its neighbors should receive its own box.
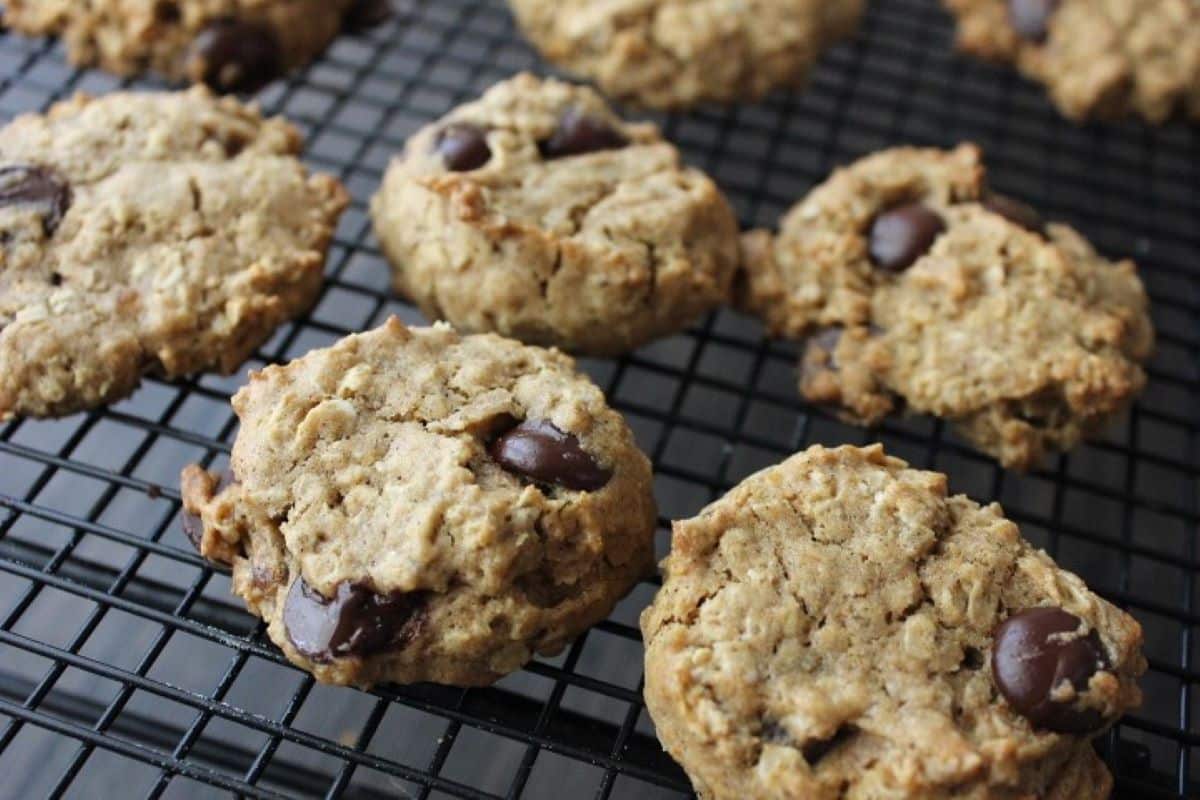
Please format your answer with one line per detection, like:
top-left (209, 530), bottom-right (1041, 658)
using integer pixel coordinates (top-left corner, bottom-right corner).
top-left (0, 1), bottom-right (1169, 798)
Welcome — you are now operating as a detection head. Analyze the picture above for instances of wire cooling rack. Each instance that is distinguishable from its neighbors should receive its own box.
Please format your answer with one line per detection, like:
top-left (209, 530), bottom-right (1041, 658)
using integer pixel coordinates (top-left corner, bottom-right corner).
top-left (0, 1), bottom-right (1196, 798)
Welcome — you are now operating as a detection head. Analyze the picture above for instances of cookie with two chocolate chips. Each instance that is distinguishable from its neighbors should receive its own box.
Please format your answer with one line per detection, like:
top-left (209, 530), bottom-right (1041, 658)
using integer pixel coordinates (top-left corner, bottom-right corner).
top-left (737, 144), bottom-right (1154, 469)
top-left (180, 318), bottom-right (657, 687)
top-left (3, 0), bottom-right (392, 93)
top-left (371, 73), bottom-right (741, 356)
top-left (641, 444), bottom-right (1144, 800)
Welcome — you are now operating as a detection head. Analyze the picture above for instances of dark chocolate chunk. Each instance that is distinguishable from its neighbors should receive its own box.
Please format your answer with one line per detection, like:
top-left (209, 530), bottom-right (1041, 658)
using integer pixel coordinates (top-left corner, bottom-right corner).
top-left (189, 19), bottom-right (283, 94)
top-left (490, 419), bottom-right (612, 491)
top-left (283, 578), bottom-right (427, 662)
top-left (868, 203), bottom-right (945, 272)
top-left (343, 0), bottom-right (393, 31)
top-left (992, 606), bottom-right (1109, 733)
top-left (0, 165), bottom-right (72, 236)
top-left (1008, 0), bottom-right (1059, 42)
top-left (538, 108), bottom-right (629, 159)
top-left (983, 193), bottom-right (1045, 235)
top-left (180, 469), bottom-right (238, 551)
top-left (435, 123), bottom-right (492, 172)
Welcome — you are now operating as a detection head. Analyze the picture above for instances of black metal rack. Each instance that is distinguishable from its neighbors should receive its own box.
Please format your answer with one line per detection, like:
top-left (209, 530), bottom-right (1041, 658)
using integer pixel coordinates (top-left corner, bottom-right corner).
top-left (0, 1), bottom-right (1196, 797)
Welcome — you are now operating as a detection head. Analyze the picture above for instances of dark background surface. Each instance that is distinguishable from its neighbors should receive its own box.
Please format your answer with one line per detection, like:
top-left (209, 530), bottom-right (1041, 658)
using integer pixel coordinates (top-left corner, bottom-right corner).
top-left (0, 1), bottom-right (1197, 798)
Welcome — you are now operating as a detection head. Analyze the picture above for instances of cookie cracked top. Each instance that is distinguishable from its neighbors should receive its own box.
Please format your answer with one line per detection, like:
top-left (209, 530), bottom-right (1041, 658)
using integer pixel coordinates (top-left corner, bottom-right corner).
top-left (370, 73), bottom-right (741, 356)
top-left (943, 0), bottom-right (1200, 122)
top-left (3, 0), bottom-right (379, 93)
top-left (641, 444), bottom-right (1144, 800)
top-left (181, 319), bottom-right (657, 687)
top-left (738, 144), bottom-right (1154, 469)
top-left (508, 0), bottom-right (866, 109)
top-left (0, 88), bottom-right (348, 420)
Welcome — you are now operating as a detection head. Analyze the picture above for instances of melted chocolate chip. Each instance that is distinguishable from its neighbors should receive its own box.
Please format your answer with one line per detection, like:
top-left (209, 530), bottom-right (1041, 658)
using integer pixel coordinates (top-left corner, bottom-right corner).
top-left (868, 203), bottom-right (945, 272)
top-left (181, 469), bottom-right (238, 551)
top-left (538, 108), bottom-right (629, 159)
top-left (0, 165), bottom-right (72, 236)
top-left (992, 607), bottom-right (1109, 733)
top-left (343, 0), bottom-right (393, 32)
top-left (490, 419), bottom-right (612, 491)
top-left (283, 578), bottom-right (427, 662)
top-left (435, 123), bottom-right (492, 172)
top-left (983, 193), bottom-right (1045, 235)
top-left (1009, 0), bottom-right (1059, 41)
top-left (189, 19), bottom-right (283, 94)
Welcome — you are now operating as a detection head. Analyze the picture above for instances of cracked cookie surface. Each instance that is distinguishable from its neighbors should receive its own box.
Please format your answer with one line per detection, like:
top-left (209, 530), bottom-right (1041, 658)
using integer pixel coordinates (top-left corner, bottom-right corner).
top-left (0, 87), bottom-right (348, 420)
top-left (2, 0), bottom-right (380, 93)
top-left (181, 318), bottom-right (657, 687)
top-left (508, 0), bottom-right (865, 109)
top-left (641, 444), bottom-right (1144, 800)
top-left (943, 0), bottom-right (1200, 122)
top-left (737, 144), bottom-right (1154, 469)
top-left (370, 73), bottom-right (740, 356)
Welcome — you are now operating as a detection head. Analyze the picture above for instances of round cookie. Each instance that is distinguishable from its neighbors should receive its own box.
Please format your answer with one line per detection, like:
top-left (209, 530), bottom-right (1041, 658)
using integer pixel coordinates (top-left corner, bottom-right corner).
top-left (641, 444), bottom-right (1145, 800)
top-left (180, 318), bottom-right (657, 687)
top-left (370, 73), bottom-right (740, 356)
top-left (508, 0), bottom-right (866, 109)
top-left (0, 88), bottom-right (348, 420)
top-left (737, 144), bottom-right (1154, 470)
top-left (2, 0), bottom-right (389, 93)
top-left (943, 0), bottom-right (1200, 123)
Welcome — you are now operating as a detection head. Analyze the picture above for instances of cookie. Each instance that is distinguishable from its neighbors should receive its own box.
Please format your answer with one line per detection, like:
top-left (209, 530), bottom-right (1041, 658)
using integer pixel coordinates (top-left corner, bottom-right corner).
top-left (508, 0), bottom-right (866, 109)
top-left (641, 443), bottom-right (1145, 800)
top-left (2, 0), bottom-right (390, 93)
top-left (737, 144), bottom-right (1154, 469)
top-left (943, 0), bottom-right (1200, 123)
top-left (370, 73), bottom-right (741, 356)
top-left (0, 88), bottom-right (348, 420)
top-left (180, 318), bottom-right (657, 687)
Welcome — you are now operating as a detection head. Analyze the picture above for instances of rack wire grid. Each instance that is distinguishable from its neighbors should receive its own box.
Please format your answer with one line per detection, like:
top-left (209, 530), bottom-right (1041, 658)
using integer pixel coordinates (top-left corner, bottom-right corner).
top-left (0, 0), bottom-right (1196, 798)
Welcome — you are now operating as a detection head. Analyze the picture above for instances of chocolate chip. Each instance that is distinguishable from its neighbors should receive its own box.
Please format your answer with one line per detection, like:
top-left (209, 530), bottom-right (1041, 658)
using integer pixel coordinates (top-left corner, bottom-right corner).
top-left (283, 578), bottom-right (427, 662)
top-left (344, 0), bottom-right (393, 32)
top-left (1009, 0), bottom-right (1059, 41)
top-left (490, 419), bottom-right (612, 491)
top-left (188, 19), bottom-right (283, 94)
top-left (0, 165), bottom-right (72, 236)
top-left (538, 108), bottom-right (629, 160)
top-left (992, 607), bottom-right (1109, 733)
top-left (180, 469), bottom-right (238, 551)
top-left (434, 123), bottom-right (491, 172)
top-left (983, 193), bottom-right (1045, 235)
top-left (868, 203), bottom-right (945, 272)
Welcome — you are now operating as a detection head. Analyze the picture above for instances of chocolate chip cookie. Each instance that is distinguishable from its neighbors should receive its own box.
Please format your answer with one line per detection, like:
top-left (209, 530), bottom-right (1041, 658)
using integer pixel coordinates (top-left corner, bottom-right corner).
top-left (3, 0), bottom-right (390, 93)
top-left (943, 0), bottom-right (1200, 122)
top-left (0, 88), bottom-right (348, 420)
top-left (641, 443), bottom-right (1144, 800)
top-left (370, 73), bottom-right (741, 356)
top-left (508, 0), bottom-right (866, 109)
top-left (181, 318), bottom-right (657, 687)
top-left (737, 144), bottom-right (1154, 469)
